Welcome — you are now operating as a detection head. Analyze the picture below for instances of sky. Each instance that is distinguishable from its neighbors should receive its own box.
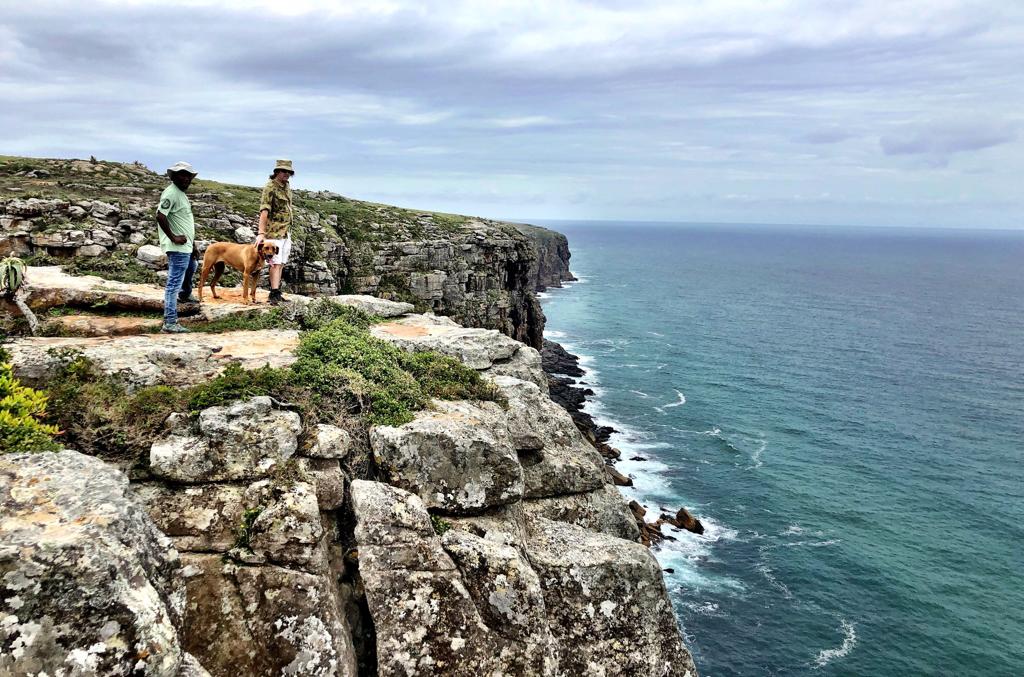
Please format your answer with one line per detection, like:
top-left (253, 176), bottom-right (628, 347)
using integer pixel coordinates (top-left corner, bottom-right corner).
top-left (3, 1), bottom-right (1023, 229)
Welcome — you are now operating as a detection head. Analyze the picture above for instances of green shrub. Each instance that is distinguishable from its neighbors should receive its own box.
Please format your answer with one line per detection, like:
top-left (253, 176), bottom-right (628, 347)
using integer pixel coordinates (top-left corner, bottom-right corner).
top-left (187, 363), bottom-right (289, 411)
top-left (292, 319), bottom-right (424, 426)
top-left (186, 308), bottom-right (299, 334)
top-left (43, 351), bottom-right (186, 461)
top-left (0, 362), bottom-right (60, 452)
top-left (235, 507), bottom-right (263, 550)
top-left (431, 515), bottom-right (452, 536)
top-left (399, 351), bottom-right (499, 401)
top-left (300, 298), bottom-right (378, 331)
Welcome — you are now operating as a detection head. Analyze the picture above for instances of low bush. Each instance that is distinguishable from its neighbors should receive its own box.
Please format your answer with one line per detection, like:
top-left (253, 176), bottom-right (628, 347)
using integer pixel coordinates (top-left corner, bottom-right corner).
top-left (0, 361), bottom-right (60, 452)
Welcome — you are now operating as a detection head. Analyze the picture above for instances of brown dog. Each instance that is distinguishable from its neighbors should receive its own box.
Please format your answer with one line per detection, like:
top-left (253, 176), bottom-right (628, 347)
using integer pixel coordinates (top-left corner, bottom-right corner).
top-left (198, 241), bottom-right (279, 304)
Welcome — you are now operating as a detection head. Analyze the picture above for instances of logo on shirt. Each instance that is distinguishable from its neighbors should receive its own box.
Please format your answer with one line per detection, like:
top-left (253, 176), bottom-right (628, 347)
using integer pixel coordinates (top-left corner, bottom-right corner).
top-left (161, 199), bottom-right (171, 209)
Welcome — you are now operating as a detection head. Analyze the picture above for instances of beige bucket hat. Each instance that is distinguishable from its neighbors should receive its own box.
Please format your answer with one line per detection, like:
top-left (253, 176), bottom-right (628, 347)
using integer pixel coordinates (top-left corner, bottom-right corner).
top-left (273, 159), bottom-right (294, 175)
top-left (166, 161), bottom-right (198, 177)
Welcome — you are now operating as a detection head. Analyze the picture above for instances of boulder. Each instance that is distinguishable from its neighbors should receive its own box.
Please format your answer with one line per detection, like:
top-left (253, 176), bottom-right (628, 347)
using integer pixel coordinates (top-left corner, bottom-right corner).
top-left (323, 294), bottom-right (414, 318)
top-left (78, 243), bottom-right (108, 256)
top-left (150, 397), bottom-right (302, 483)
top-left (441, 530), bottom-right (557, 675)
top-left (0, 450), bottom-right (196, 676)
top-left (369, 400), bottom-right (523, 514)
top-left (525, 516), bottom-right (698, 676)
top-left (296, 457), bottom-right (347, 510)
top-left (233, 225), bottom-right (255, 243)
top-left (306, 423), bottom-right (352, 459)
top-left (243, 480), bottom-right (326, 571)
top-left (664, 507), bottom-right (705, 535)
top-left (133, 482), bottom-right (247, 552)
top-left (481, 344), bottom-right (547, 389)
top-left (137, 243), bottom-right (167, 268)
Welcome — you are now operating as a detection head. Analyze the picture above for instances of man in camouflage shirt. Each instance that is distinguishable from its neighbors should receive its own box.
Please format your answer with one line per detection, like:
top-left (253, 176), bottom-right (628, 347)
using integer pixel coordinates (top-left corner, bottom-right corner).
top-left (255, 159), bottom-right (294, 305)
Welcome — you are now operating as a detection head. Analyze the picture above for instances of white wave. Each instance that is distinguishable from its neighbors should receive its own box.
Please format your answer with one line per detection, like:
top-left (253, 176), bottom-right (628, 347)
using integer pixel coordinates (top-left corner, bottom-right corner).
top-left (749, 438), bottom-right (767, 469)
top-left (536, 292), bottom-right (551, 300)
top-left (546, 329), bottom-right (567, 339)
top-left (630, 390), bottom-right (650, 398)
top-left (656, 390), bottom-right (687, 413)
top-left (813, 620), bottom-right (857, 669)
top-left (781, 524), bottom-right (804, 536)
top-left (782, 539), bottom-right (841, 548)
top-left (755, 545), bottom-right (793, 599)
top-left (647, 331), bottom-right (665, 337)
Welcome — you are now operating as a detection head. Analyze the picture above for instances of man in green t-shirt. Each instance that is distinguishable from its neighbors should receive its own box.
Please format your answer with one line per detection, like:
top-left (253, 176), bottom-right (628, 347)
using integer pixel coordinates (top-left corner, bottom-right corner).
top-left (156, 161), bottom-right (198, 333)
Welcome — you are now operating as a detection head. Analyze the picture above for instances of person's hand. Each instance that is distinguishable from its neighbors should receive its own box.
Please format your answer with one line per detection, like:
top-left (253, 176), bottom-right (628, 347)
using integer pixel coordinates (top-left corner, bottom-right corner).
top-left (171, 234), bottom-right (187, 246)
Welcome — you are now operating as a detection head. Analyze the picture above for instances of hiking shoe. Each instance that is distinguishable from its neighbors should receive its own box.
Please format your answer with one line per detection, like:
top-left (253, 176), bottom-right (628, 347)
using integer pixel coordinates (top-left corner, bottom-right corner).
top-left (178, 294), bottom-right (199, 304)
top-left (268, 289), bottom-right (284, 306)
top-left (161, 322), bottom-right (190, 334)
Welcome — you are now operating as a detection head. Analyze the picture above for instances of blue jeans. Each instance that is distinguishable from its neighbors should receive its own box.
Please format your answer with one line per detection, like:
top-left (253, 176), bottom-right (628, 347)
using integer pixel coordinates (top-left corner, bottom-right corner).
top-left (164, 251), bottom-right (197, 325)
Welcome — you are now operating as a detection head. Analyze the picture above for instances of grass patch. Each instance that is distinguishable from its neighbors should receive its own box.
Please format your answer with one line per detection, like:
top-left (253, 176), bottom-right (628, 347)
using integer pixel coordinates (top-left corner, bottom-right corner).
top-left (25, 251), bottom-right (159, 285)
top-left (235, 507), bottom-right (263, 550)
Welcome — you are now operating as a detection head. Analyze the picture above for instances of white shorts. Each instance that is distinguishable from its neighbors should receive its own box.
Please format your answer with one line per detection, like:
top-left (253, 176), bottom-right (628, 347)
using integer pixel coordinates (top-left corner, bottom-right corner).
top-left (267, 235), bottom-right (291, 265)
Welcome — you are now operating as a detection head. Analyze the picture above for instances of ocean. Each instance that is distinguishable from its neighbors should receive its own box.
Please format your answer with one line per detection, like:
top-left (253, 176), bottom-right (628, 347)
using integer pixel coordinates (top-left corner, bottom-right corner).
top-left (532, 221), bottom-right (1024, 676)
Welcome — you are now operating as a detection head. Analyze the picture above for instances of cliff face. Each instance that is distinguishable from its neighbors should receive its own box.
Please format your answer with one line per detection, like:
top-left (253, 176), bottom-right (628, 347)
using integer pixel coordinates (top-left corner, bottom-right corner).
top-left (514, 222), bottom-right (576, 291)
top-left (1, 285), bottom-right (698, 676)
top-left (0, 156), bottom-right (552, 348)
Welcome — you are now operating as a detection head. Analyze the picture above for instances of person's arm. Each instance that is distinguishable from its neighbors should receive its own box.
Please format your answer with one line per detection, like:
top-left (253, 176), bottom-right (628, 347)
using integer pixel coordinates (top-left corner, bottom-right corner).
top-left (256, 209), bottom-right (268, 245)
top-left (256, 183), bottom-right (272, 245)
top-left (156, 210), bottom-right (187, 246)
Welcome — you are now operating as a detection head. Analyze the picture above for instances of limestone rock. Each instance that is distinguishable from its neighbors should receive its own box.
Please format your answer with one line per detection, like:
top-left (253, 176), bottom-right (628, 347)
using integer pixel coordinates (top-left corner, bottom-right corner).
top-left (371, 314), bottom-right (522, 369)
top-left (133, 482), bottom-right (246, 552)
top-left (296, 457), bottom-right (347, 510)
top-left (0, 450), bottom-right (192, 676)
top-left (481, 344), bottom-right (547, 389)
top-left (137, 243), bottom-right (167, 268)
top-left (349, 480), bottom-right (494, 676)
top-left (178, 554), bottom-right (356, 677)
top-left (150, 397), bottom-right (302, 483)
top-left (8, 329), bottom-right (300, 389)
top-left (244, 480), bottom-right (326, 571)
top-left (78, 243), bottom-right (108, 256)
top-left (526, 516), bottom-right (697, 677)
top-left (441, 530), bottom-right (557, 675)
top-left (324, 294), bottom-right (414, 318)
top-left (306, 423), bottom-right (352, 459)
top-left (523, 484), bottom-right (642, 541)
top-left (369, 400), bottom-right (523, 514)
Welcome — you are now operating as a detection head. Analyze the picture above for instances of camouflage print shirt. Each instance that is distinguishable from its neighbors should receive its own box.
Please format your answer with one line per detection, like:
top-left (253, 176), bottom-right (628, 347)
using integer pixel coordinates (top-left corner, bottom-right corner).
top-left (259, 179), bottom-right (293, 239)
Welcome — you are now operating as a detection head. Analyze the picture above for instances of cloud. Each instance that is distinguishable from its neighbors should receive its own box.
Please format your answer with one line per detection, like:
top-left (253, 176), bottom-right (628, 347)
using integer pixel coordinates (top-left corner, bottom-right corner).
top-left (880, 120), bottom-right (1017, 158)
top-left (1, 1), bottom-right (1023, 227)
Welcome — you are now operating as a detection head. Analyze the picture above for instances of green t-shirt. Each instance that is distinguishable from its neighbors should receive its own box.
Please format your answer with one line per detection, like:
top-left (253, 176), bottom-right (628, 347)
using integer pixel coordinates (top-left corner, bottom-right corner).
top-left (156, 184), bottom-right (195, 253)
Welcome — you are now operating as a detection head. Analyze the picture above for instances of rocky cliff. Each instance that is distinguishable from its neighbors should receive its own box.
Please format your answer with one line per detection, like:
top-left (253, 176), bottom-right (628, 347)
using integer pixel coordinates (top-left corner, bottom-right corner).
top-left (0, 156), bottom-right (563, 348)
top-left (1, 280), bottom-right (698, 676)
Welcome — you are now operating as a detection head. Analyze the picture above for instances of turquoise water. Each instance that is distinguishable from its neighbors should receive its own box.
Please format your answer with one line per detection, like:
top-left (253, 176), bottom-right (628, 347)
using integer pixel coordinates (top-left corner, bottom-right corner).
top-left (534, 222), bottom-right (1024, 676)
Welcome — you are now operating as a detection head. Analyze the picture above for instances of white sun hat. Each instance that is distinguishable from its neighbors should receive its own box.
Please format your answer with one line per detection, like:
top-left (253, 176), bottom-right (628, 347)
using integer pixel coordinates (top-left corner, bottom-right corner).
top-left (166, 161), bottom-right (198, 177)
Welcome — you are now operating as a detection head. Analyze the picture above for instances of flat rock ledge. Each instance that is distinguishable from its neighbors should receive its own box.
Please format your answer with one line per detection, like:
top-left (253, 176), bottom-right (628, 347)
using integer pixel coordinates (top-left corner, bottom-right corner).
top-left (6, 329), bottom-right (300, 389)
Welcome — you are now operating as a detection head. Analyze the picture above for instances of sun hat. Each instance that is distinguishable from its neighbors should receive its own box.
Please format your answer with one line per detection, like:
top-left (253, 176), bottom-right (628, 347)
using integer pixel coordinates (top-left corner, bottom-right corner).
top-left (273, 159), bottom-right (295, 175)
top-left (166, 161), bottom-right (198, 177)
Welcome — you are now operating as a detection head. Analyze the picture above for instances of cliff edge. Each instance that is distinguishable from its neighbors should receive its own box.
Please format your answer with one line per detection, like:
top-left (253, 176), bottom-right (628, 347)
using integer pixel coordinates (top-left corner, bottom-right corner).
top-left (1, 281), bottom-right (697, 676)
top-left (0, 155), bottom-right (570, 348)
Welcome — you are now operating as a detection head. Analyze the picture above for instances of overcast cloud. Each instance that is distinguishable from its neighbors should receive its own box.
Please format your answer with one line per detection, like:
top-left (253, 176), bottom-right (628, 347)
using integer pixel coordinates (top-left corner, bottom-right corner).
top-left (3, 1), bottom-right (1023, 228)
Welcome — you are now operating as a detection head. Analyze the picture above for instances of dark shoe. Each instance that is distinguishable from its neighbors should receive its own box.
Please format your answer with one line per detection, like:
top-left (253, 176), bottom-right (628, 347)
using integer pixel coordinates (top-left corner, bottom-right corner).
top-left (178, 294), bottom-right (199, 304)
top-left (268, 289), bottom-right (283, 306)
top-left (161, 322), bottom-right (190, 334)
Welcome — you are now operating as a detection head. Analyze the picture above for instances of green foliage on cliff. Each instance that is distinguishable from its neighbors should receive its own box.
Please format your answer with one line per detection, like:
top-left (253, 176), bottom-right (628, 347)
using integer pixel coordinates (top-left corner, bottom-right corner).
top-left (0, 361), bottom-right (60, 453)
top-left (36, 304), bottom-right (498, 458)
